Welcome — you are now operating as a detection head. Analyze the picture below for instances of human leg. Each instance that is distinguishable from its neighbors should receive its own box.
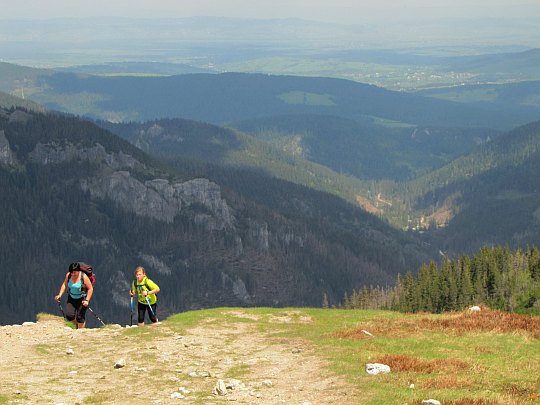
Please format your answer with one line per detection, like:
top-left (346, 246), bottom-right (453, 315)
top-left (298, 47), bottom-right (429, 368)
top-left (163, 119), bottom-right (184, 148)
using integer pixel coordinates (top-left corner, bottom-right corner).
top-left (137, 302), bottom-right (147, 326)
top-left (75, 305), bottom-right (88, 329)
top-left (65, 297), bottom-right (78, 327)
top-left (148, 303), bottom-right (158, 323)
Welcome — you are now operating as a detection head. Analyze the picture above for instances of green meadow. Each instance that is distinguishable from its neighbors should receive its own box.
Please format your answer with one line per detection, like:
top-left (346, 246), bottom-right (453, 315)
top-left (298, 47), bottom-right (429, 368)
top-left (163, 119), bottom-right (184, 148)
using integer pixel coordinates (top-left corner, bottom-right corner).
top-left (166, 307), bottom-right (540, 404)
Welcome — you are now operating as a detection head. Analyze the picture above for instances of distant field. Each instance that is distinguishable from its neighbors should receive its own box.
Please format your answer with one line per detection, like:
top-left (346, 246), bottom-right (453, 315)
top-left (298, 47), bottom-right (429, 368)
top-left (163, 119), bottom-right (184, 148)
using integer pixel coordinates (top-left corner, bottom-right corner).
top-left (168, 307), bottom-right (540, 404)
top-left (278, 90), bottom-right (336, 106)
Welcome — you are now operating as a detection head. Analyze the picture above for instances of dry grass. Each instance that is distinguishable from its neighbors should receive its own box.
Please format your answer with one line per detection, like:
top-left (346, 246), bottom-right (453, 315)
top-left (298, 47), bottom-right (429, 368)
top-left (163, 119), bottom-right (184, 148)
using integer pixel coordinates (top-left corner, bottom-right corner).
top-left (412, 400), bottom-right (509, 405)
top-left (421, 375), bottom-right (475, 389)
top-left (373, 353), bottom-right (469, 374)
top-left (416, 308), bottom-right (540, 339)
top-left (331, 308), bottom-right (540, 340)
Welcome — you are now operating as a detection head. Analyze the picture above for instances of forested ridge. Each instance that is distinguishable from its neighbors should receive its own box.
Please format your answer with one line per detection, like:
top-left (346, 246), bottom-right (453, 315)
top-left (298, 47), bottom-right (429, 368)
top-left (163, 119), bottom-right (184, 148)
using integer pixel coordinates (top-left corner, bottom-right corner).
top-left (342, 246), bottom-right (540, 315)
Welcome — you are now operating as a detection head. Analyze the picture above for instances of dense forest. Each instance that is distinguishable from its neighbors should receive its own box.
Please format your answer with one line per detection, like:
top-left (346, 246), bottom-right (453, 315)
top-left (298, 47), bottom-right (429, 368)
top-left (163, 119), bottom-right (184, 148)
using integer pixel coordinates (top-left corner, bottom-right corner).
top-left (342, 246), bottom-right (540, 315)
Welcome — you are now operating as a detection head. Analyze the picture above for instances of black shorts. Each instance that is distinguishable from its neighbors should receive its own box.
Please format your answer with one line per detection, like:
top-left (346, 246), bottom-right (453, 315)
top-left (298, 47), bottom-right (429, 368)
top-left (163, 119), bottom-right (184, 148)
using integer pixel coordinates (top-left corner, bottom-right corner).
top-left (138, 301), bottom-right (158, 323)
top-left (66, 295), bottom-right (88, 323)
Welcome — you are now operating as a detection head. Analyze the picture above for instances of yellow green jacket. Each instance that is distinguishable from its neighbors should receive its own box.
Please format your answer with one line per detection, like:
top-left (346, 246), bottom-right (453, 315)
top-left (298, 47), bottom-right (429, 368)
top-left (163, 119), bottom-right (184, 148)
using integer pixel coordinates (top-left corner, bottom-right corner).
top-left (132, 276), bottom-right (159, 305)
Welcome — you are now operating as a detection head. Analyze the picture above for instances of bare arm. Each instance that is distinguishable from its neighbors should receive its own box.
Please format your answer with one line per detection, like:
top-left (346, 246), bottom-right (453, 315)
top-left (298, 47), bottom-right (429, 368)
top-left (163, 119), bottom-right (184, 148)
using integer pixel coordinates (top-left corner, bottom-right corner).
top-left (146, 279), bottom-right (160, 296)
top-left (83, 274), bottom-right (93, 303)
top-left (55, 273), bottom-right (69, 301)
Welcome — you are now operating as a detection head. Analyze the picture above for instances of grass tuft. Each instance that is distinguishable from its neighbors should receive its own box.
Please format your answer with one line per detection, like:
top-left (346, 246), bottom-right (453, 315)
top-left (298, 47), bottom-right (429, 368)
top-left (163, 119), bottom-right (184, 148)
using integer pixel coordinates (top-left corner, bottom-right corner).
top-left (374, 353), bottom-right (469, 374)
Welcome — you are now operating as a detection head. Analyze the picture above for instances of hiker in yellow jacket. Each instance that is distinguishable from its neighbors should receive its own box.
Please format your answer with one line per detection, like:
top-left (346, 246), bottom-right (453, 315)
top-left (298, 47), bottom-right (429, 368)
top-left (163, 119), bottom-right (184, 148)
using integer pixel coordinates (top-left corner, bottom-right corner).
top-left (129, 266), bottom-right (160, 326)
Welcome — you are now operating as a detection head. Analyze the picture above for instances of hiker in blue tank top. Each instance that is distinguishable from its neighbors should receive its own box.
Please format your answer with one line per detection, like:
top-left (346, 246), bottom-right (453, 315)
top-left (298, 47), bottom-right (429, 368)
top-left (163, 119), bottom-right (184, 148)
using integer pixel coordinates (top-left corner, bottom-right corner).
top-left (55, 263), bottom-right (94, 328)
top-left (130, 266), bottom-right (160, 326)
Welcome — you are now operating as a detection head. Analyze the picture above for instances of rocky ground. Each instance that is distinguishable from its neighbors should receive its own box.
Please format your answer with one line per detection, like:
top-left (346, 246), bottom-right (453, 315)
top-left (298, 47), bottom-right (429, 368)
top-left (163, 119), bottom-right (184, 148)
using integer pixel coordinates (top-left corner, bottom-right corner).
top-left (0, 310), bottom-right (356, 404)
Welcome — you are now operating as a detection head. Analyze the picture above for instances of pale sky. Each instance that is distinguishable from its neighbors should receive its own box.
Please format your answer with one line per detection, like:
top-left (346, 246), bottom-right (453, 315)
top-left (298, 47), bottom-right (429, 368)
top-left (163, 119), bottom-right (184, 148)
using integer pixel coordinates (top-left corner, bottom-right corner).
top-left (3, 0), bottom-right (540, 23)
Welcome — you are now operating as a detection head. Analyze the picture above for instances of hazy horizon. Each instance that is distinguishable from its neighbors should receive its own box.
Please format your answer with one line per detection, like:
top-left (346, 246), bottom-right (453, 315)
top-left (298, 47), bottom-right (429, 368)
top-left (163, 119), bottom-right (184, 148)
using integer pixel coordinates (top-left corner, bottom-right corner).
top-left (4, 0), bottom-right (540, 24)
top-left (1, 0), bottom-right (539, 72)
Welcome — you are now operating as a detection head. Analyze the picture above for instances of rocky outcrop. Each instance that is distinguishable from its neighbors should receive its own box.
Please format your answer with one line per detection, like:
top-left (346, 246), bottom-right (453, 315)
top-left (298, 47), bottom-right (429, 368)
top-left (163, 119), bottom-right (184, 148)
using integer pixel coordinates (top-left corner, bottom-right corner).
top-left (0, 130), bottom-right (17, 167)
top-left (139, 253), bottom-right (172, 275)
top-left (222, 272), bottom-right (252, 304)
top-left (29, 142), bottom-right (138, 169)
top-left (28, 141), bottom-right (234, 227)
top-left (81, 172), bottom-right (234, 227)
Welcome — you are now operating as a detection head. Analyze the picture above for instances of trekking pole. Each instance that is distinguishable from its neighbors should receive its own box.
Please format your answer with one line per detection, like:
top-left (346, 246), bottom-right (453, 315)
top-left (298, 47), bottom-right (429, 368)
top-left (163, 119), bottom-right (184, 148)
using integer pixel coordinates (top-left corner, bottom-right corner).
top-left (57, 301), bottom-right (66, 319)
top-left (145, 296), bottom-right (156, 318)
top-left (87, 306), bottom-right (106, 326)
top-left (130, 296), bottom-right (134, 326)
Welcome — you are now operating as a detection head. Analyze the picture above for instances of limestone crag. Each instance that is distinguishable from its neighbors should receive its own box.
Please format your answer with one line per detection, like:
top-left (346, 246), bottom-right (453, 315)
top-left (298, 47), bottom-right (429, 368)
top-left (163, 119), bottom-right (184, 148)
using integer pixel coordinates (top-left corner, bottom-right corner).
top-left (29, 142), bottom-right (138, 169)
top-left (81, 172), bottom-right (234, 227)
top-left (28, 141), bottom-right (234, 227)
top-left (0, 130), bottom-right (17, 167)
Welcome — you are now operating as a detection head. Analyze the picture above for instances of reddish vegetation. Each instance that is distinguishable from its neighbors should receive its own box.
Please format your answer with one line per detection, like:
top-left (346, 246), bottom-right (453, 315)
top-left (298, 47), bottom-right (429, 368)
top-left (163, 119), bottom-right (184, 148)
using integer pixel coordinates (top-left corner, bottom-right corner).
top-left (412, 400), bottom-right (508, 405)
top-left (373, 354), bottom-right (469, 374)
top-left (421, 374), bottom-right (473, 389)
top-left (331, 308), bottom-right (540, 340)
top-left (415, 309), bottom-right (540, 339)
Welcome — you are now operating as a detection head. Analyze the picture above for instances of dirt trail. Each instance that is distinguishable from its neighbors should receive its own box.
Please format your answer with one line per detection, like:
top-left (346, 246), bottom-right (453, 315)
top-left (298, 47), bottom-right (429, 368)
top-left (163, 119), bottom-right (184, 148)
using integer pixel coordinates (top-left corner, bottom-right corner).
top-left (0, 311), bottom-right (356, 404)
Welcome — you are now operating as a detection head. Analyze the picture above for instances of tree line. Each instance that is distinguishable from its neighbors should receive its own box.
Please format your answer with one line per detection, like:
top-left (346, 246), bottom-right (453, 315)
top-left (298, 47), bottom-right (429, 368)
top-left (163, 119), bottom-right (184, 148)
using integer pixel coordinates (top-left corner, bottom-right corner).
top-left (340, 245), bottom-right (540, 314)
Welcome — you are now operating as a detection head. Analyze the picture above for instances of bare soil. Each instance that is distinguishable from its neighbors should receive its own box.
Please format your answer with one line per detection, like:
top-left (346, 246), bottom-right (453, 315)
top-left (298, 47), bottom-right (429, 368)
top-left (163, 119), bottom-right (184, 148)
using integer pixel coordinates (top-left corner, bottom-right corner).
top-left (0, 311), bottom-right (356, 404)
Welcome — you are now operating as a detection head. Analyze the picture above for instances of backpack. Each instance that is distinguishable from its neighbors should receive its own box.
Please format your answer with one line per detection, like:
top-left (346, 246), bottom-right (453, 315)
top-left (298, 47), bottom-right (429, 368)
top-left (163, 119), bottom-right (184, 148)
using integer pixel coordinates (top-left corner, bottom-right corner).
top-left (69, 262), bottom-right (96, 287)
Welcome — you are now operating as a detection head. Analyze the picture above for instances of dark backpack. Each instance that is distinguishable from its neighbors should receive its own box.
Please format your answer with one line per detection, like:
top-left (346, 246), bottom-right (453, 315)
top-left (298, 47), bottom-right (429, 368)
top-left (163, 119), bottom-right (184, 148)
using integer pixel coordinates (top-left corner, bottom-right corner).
top-left (69, 262), bottom-right (96, 287)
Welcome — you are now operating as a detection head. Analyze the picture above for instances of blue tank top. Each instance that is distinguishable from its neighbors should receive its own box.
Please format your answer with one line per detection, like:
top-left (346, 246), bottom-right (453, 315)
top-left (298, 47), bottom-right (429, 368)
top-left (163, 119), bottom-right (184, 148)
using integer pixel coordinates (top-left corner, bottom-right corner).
top-left (68, 274), bottom-right (85, 299)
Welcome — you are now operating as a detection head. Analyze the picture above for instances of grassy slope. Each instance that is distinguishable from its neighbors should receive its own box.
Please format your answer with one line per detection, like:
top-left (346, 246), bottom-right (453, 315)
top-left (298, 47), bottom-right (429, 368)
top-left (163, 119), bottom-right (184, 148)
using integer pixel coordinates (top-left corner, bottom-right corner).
top-left (166, 307), bottom-right (540, 405)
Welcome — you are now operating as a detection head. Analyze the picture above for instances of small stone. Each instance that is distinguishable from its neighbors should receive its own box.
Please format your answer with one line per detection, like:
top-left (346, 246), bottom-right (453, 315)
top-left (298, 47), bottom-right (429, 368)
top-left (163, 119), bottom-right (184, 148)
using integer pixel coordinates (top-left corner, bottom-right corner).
top-left (292, 348), bottom-right (301, 354)
top-left (422, 400), bottom-right (441, 405)
top-left (114, 358), bottom-right (126, 369)
top-left (214, 379), bottom-right (227, 396)
top-left (66, 348), bottom-right (74, 355)
top-left (170, 392), bottom-right (184, 399)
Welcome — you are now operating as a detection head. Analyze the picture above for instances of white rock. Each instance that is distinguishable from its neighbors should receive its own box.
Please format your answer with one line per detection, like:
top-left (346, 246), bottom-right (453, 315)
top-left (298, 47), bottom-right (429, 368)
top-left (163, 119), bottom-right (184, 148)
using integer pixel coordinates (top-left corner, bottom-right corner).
top-left (170, 392), bottom-right (184, 399)
top-left (114, 358), bottom-right (126, 368)
top-left (366, 363), bottom-right (391, 375)
top-left (422, 400), bottom-right (441, 405)
top-left (262, 380), bottom-right (273, 387)
top-left (226, 379), bottom-right (244, 390)
top-left (178, 387), bottom-right (191, 394)
top-left (66, 348), bottom-right (74, 355)
top-left (409, 383), bottom-right (415, 389)
top-left (469, 305), bottom-right (481, 312)
top-left (214, 379), bottom-right (228, 396)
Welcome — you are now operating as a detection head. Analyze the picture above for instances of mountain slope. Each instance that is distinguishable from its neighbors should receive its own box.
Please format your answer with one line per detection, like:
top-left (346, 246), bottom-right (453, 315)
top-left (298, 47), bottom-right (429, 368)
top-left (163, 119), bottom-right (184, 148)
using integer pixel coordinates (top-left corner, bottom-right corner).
top-left (0, 107), bottom-right (435, 324)
top-left (402, 120), bottom-right (540, 252)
